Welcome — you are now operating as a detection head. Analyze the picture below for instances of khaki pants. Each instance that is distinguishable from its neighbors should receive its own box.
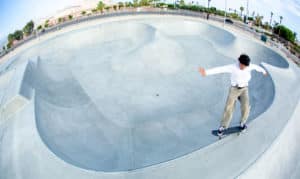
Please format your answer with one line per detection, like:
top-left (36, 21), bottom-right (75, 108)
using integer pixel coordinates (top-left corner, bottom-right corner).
top-left (221, 87), bottom-right (250, 128)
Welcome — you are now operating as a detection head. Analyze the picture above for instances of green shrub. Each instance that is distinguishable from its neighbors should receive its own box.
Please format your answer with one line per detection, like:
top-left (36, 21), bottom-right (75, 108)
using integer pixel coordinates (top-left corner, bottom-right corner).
top-left (23, 20), bottom-right (34, 36)
top-left (273, 25), bottom-right (296, 43)
top-left (58, 17), bottom-right (64, 23)
top-left (37, 25), bottom-right (42, 30)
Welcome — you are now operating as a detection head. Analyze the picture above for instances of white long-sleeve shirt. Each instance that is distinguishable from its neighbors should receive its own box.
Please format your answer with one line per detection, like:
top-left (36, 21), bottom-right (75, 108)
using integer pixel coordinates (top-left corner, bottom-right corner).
top-left (206, 63), bottom-right (267, 87)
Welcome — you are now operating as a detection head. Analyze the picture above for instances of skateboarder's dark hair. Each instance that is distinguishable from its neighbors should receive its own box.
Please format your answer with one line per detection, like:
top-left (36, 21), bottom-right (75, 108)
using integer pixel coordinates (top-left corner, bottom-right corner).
top-left (238, 54), bottom-right (250, 66)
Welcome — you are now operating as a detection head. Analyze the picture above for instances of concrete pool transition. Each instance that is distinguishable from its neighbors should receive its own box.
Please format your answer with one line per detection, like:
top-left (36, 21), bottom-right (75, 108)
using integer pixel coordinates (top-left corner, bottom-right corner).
top-left (0, 15), bottom-right (300, 179)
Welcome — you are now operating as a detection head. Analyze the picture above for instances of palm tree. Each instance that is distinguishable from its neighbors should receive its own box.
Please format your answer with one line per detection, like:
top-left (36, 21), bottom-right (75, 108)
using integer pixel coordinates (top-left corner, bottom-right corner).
top-left (278, 16), bottom-right (283, 37)
top-left (179, 0), bottom-right (185, 6)
top-left (270, 11), bottom-right (273, 27)
top-left (133, 0), bottom-right (138, 7)
top-left (279, 16), bottom-right (283, 24)
top-left (254, 14), bottom-right (263, 26)
top-left (240, 6), bottom-right (244, 17)
top-left (97, 1), bottom-right (105, 13)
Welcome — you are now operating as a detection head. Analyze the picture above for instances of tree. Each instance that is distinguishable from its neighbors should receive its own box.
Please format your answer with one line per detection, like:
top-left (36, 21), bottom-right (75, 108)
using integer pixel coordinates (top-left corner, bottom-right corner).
top-left (7, 41), bottom-right (13, 49)
top-left (97, 1), bottom-right (105, 13)
top-left (230, 13), bottom-right (240, 19)
top-left (8, 33), bottom-right (14, 43)
top-left (81, 11), bottom-right (86, 15)
top-left (44, 20), bottom-right (49, 28)
top-left (13, 30), bottom-right (23, 40)
top-left (68, 15), bottom-right (73, 20)
top-left (58, 17), bottom-right (64, 23)
top-left (92, 8), bottom-right (97, 13)
top-left (118, 2), bottom-right (124, 9)
top-left (179, 0), bottom-right (185, 6)
top-left (23, 20), bottom-right (34, 36)
top-left (113, 5), bottom-right (117, 10)
top-left (262, 22), bottom-right (271, 30)
top-left (151, 0), bottom-right (160, 7)
top-left (7, 30), bottom-right (24, 46)
top-left (139, 0), bottom-right (149, 6)
top-left (37, 25), bottom-right (43, 30)
top-left (279, 16), bottom-right (283, 24)
top-left (254, 14), bottom-right (263, 26)
top-left (240, 6), bottom-right (244, 17)
top-left (105, 6), bottom-right (110, 11)
top-left (133, 0), bottom-right (139, 7)
top-left (273, 25), bottom-right (296, 42)
top-left (125, 2), bottom-right (133, 7)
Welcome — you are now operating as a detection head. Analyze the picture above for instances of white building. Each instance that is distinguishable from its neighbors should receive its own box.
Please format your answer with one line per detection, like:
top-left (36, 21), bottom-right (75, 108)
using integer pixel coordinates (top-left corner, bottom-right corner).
top-left (35, 0), bottom-right (112, 27)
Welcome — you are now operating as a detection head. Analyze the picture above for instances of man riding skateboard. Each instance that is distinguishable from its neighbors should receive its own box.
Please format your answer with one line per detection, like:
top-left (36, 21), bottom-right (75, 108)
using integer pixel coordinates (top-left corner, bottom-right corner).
top-left (199, 54), bottom-right (267, 136)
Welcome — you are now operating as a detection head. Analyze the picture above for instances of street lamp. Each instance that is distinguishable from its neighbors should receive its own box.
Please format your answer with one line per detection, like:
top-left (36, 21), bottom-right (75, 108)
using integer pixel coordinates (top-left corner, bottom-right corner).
top-left (246, 0), bottom-right (249, 23)
top-left (223, 0), bottom-right (227, 26)
top-left (207, 0), bottom-right (212, 20)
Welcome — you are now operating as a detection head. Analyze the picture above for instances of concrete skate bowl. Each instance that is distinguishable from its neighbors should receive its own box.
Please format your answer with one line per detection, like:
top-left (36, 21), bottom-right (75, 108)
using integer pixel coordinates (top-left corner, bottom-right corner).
top-left (1, 14), bottom-right (300, 179)
top-left (15, 18), bottom-right (288, 172)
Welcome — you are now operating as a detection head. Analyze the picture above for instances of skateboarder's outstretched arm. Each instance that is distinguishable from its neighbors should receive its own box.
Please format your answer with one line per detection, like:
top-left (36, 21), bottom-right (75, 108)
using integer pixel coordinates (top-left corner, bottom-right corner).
top-left (199, 65), bottom-right (234, 77)
top-left (250, 64), bottom-right (268, 76)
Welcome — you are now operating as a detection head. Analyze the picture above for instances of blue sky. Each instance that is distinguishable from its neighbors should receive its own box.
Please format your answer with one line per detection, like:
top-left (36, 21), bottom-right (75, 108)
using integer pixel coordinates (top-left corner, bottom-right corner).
top-left (0, 0), bottom-right (83, 42)
top-left (0, 0), bottom-right (299, 44)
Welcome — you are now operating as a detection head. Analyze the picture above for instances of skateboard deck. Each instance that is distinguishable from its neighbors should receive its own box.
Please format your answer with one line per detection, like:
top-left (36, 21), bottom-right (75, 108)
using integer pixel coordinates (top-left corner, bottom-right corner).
top-left (211, 126), bottom-right (244, 139)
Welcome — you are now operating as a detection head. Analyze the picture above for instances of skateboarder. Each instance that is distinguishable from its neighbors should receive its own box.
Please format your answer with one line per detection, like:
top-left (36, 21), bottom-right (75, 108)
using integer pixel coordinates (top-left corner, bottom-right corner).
top-left (199, 54), bottom-right (267, 136)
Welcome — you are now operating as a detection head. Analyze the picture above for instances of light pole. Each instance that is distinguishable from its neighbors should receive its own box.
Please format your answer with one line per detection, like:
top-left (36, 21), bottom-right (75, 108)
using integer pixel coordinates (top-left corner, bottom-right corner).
top-left (246, 0), bottom-right (249, 24)
top-left (207, 0), bottom-right (211, 20)
top-left (270, 12), bottom-right (274, 28)
top-left (223, 0), bottom-right (227, 27)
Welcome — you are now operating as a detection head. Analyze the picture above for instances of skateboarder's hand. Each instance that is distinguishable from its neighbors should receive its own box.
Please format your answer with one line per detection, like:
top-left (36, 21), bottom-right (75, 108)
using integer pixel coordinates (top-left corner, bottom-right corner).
top-left (264, 72), bottom-right (268, 76)
top-left (199, 67), bottom-right (206, 77)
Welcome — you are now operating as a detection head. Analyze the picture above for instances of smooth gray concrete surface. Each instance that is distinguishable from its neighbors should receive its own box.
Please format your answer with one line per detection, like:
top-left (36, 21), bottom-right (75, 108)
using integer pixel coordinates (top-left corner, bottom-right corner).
top-left (291, 159), bottom-right (300, 179)
top-left (0, 62), bottom-right (31, 122)
top-left (0, 15), bottom-right (299, 179)
top-left (238, 97), bottom-right (300, 179)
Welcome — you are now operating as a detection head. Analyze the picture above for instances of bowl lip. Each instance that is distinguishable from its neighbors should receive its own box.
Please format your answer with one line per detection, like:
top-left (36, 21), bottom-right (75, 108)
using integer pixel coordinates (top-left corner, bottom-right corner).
top-left (29, 16), bottom-right (276, 172)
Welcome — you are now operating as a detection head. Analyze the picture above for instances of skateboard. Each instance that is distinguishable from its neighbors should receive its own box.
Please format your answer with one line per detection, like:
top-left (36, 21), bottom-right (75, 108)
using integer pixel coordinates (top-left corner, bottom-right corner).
top-left (211, 126), bottom-right (245, 139)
